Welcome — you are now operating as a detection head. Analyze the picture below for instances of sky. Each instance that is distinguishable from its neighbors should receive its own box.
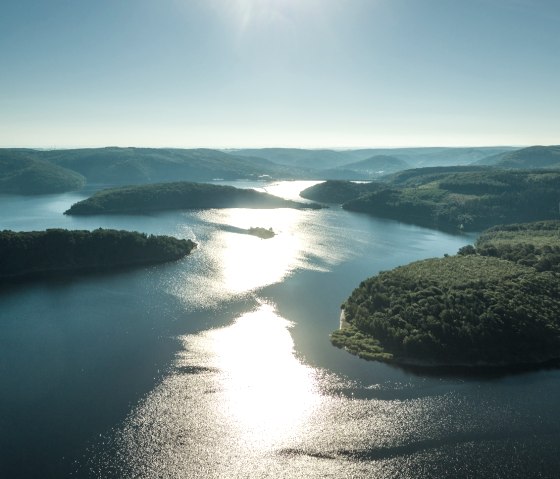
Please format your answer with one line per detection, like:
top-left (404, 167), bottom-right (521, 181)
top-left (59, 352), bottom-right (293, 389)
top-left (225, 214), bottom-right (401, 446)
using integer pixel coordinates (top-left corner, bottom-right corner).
top-left (1, 0), bottom-right (559, 149)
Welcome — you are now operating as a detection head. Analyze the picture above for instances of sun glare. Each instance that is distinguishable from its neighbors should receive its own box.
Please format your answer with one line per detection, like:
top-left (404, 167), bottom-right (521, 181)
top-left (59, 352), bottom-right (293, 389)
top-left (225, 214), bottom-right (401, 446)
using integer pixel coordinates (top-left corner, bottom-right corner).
top-left (217, 0), bottom-right (316, 32)
top-left (210, 303), bottom-right (322, 449)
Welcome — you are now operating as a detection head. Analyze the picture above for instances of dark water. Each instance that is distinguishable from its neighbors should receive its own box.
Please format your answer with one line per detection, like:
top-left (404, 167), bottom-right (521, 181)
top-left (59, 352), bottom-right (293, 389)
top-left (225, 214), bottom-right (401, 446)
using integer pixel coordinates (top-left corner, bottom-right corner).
top-left (1, 182), bottom-right (560, 478)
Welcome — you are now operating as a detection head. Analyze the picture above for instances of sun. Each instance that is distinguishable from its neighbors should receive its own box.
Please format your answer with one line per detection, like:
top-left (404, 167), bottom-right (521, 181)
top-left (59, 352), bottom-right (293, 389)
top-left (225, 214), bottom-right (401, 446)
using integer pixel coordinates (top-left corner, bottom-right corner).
top-left (219, 0), bottom-right (315, 32)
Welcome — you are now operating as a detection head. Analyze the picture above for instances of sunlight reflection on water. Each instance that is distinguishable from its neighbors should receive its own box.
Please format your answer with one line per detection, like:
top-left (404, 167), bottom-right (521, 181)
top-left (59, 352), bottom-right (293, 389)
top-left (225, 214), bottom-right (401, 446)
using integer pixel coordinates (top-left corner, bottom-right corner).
top-left (167, 206), bottom-right (353, 309)
top-left (95, 303), bottom-right (331, 478)
top-left (210, 303), bottom-right (322, 449)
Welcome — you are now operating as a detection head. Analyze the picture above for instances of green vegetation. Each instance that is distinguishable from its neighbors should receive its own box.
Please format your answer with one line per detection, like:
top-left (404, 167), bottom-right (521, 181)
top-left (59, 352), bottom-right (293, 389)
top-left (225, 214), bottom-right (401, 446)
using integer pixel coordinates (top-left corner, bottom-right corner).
top-left (0, 147), bottom-right (312, 189)
top-left (0, 146), bottom-right (524, 191)
top-left (247, 227), bottom-right (275, 239)
top-left (0, 150), bottom-right (85, 194)
top-left (339, 155), bottom-right (410, 174)
top-left (476, 145), bottom-right (560, 169)
top-left (65, 181), bottom-right (321, 215)
top-left (41, 147), bottom-right (306, 184)
top-left (472, 221), bottom-right (560, 272)
top-left (234, 147), bottom-right (514, 169)
top-left (0, 229), bottom-right (196, 281)
top-left (315, 156), bottom-right (411, 180)
top-left (332, 221), bottom-right (560, 367)
top-left (304, 168), bottom-right (560, 231)
top-left (300, 180), bottom-right (384, 204)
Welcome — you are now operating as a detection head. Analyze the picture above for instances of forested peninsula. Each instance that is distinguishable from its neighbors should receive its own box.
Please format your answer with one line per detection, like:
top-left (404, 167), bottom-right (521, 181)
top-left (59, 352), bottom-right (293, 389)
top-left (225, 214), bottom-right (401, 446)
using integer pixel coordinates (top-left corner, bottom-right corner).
top-left (65, 181), bottom-right (321, 215)
top-left (332, 221), bottom-right (560, 368)
top-left (301, 168), bottom-right (560, 231)
top-left (0, 229), bottom-right (196, 281)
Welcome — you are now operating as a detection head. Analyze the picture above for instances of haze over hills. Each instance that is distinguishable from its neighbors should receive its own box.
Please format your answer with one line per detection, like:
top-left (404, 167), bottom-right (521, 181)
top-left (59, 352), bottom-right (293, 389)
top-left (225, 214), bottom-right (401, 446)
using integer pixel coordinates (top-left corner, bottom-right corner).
top-left (227, 148), bottom-right (353, 170)
top-left (40, 147), bottom-right (308, 184)
top-left (475, 145), bottom-right (560, 169)
top-left (347, 147), bottom-right (518, 167)
top-left (0, 150), bottom-right (85, 194)
top-left (0, 145), bottom-right (558, 195)
top-left (338, 155), bottom-right (410, 175)
top-left (231, 147), bottom-right (516, 169)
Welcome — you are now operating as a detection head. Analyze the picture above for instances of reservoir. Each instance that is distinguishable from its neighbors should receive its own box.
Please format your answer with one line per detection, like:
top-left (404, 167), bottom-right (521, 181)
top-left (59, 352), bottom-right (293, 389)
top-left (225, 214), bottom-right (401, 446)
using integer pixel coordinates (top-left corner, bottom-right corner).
top-left (1, 181), bottom-right (560, 478)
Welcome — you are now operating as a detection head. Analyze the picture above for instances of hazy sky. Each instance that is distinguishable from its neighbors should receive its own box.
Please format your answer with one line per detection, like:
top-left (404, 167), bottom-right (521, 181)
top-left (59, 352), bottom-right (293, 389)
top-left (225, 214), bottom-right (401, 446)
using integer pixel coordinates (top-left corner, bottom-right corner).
top-left (1, 0), bottom-right (559, 148)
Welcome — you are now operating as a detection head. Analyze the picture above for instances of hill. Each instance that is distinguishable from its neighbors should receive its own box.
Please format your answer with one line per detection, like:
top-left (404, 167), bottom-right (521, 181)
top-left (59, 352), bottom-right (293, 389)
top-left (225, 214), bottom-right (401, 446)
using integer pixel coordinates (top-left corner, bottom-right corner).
top-left (340, 155), bottom-right (409, 175)
top-left (300, 166), bottom-right (493, 204)
top-left (231, 147), bottom-right (516, 171)
top-left (228, 148), bottom-right (352, 169)
top-left (40, 147), bottom-right (306, 185)
top-left (475, 145), bottom-right (560, 169)
top-left (332, 222), bottom-right (560, 367)
top-left (65, 181), bottom-right (321, 215)
top-left (0, 150), bottom-right (86, 194)
top-left (343, 147), bottom-right (515, 167)
top-left (316, 155), bottom-right (410, 179)
top-left (341, 168), bottom-right (560, 231)
top-left (0, 229), bottom-right (195, 281)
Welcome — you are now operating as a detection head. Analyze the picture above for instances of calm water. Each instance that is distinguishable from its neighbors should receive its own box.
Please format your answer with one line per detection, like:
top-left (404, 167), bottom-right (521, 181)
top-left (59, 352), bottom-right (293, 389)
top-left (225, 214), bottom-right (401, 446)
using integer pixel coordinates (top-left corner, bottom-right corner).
top-left (1, 182), bottom-right (560, 478)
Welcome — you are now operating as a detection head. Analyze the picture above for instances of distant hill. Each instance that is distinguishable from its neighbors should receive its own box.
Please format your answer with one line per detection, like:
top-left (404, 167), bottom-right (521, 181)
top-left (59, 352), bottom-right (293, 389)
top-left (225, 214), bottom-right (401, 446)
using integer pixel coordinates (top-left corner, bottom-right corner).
top-left (229, 148), bottom-right (352, 170)
top-left (342, 147), bottom-right (515, 167)
top-left (0, 147), bottom-right (522, 191)
top-left (475, 145), bottom-right (560, 169)
top-left (65, 181), bottom-right (322, 215)
top-left (40, 147), bottom-right (306, 185)
top-left (309, 156), bottom-right (410, 181)
top-left (231, 147), bottom-right (516, 171)
top-left (0, 150), bottom-right (85, 194)
top-left (384, 165), bottom-right (492, 186)
top-left (339, 155), bottom-right (409, 175)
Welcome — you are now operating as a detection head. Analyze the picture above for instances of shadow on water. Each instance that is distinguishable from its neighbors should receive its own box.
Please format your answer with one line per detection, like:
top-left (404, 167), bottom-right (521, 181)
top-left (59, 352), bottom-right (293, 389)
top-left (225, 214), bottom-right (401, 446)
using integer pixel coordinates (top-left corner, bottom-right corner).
top-left (389, 358), bottom-right (560, 380)
top-left (278, 429), bottom-right (560, 463)
top-left (0, 255), bottom-right (197, 294)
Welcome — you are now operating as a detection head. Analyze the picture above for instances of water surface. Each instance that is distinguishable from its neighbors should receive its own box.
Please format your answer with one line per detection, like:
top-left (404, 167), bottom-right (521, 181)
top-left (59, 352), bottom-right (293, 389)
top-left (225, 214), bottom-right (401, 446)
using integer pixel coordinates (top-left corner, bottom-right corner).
top-left (1, 181), bottom-right (559, 478)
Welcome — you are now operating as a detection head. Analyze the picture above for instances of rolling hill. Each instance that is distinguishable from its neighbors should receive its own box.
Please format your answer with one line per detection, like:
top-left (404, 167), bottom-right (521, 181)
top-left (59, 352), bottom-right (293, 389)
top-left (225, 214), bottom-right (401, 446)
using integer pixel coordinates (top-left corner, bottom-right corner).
top-left (40, 147), bottom-right (306, 185)
top-left (0, 150), bottom-right (86, 194)
top-left (475, 145), bottom-right (560, 169)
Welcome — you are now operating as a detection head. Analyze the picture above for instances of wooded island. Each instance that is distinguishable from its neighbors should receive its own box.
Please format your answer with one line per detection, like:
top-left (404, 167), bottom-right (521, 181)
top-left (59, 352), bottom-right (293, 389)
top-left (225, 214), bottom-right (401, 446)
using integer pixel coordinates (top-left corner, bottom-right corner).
top-left (65, 181), bottom-right (321, 215)
top-left (0, 229), bottom-right (196, 281)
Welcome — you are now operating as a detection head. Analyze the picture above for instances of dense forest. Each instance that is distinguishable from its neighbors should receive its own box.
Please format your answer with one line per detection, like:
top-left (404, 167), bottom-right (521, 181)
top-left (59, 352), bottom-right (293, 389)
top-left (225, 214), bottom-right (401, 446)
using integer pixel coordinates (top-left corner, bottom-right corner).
top-left (302, 168), bottom-right (560, 231)
top-left (0, 151), bottom-right (85, 194)
top-left (65, 181), bottom-right (321, 215)
top-left (472, 221), bottom-right (560, 272)
top-left (0, 229), bottom-right (196, 281)
top-left (332, 221), bottom-right (560, 367)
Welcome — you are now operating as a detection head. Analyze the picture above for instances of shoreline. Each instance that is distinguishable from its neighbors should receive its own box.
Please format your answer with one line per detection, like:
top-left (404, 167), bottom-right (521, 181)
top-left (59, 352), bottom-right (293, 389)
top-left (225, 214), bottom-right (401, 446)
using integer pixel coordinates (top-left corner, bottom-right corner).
top-left (339, 309), bottom-right (350, 329)
top-left (334, 312), bottom-right (560, 371)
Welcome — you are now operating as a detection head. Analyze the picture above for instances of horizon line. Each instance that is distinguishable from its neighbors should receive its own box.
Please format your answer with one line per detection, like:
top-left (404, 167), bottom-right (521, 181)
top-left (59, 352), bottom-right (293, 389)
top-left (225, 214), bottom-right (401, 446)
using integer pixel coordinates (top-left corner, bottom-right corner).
top-left (0, 143), bottom-right (542, 151)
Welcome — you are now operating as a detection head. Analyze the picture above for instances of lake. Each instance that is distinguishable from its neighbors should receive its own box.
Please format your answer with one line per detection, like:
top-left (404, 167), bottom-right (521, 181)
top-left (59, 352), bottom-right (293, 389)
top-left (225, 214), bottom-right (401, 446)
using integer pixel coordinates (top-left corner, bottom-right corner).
top-left (1, 181), bottom-right (560, 478)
